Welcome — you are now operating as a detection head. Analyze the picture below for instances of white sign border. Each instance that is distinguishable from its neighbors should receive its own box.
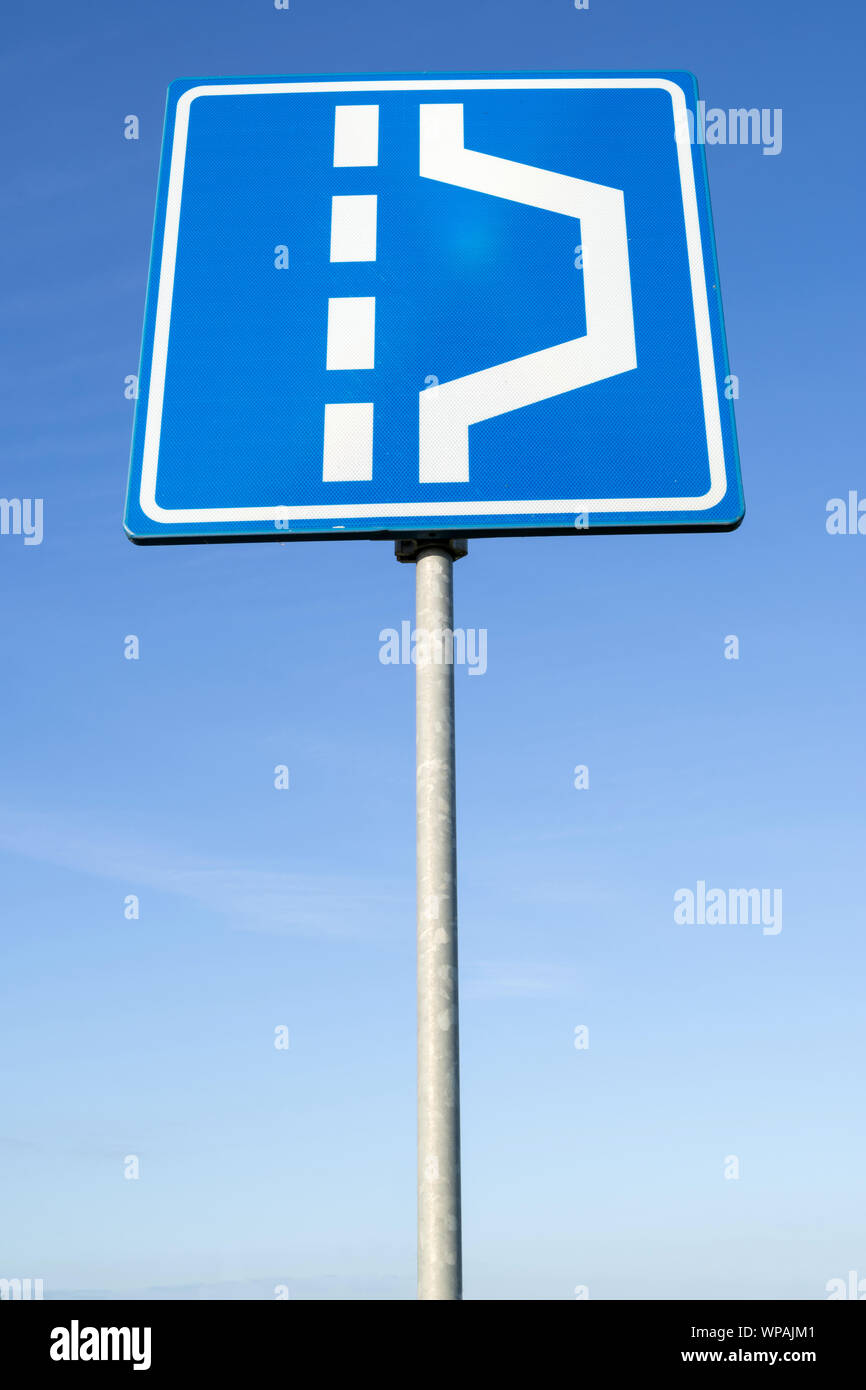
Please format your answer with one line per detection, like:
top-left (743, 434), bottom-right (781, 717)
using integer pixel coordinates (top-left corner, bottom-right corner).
top-left (139, 77), bottom-right (729, 525)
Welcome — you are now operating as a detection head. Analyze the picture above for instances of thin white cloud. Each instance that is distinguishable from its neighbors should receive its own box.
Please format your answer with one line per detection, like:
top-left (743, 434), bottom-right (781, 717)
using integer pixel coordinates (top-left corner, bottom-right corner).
top-left (463, 961), bottom-right (578, 1000)
top-left (0, 806), bottom-right (404, 939)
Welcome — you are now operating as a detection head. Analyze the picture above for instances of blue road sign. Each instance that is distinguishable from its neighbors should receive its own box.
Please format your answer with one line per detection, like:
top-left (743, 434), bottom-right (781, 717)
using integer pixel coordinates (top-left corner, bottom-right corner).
top-left (124, 72), bottom-right (744, 543)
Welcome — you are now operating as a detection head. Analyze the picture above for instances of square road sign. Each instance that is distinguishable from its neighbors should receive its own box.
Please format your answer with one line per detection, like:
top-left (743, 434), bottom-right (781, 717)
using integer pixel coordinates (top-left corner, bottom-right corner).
top-left (124, 72), bottom-right (744, 543)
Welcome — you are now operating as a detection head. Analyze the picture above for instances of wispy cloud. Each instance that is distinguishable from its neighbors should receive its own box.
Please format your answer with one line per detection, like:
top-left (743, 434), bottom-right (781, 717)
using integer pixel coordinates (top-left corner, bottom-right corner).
top-left (463, 961), bottom-right (578, 1000)
top-left (0, 806), bottom-right (404, 939)
top-left (46, 1274), bottom-right (413, 1301)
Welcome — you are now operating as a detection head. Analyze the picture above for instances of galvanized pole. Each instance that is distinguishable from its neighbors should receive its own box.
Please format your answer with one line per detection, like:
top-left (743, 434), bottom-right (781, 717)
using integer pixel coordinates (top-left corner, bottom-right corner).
top-left (396, 537), bottom-right (467, 1300)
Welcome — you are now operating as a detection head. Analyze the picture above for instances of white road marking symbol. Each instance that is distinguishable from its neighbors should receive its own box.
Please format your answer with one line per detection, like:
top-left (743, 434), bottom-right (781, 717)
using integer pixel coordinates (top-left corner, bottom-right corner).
top-left (418, 103), bottom-right (637, 484)
top-left (323, 100), bottom-right (637, 488)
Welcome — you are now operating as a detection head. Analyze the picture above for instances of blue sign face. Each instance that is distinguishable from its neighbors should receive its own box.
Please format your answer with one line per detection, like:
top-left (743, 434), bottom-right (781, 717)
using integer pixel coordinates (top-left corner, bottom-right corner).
top-left (124, 73), bottom-right (743, 543)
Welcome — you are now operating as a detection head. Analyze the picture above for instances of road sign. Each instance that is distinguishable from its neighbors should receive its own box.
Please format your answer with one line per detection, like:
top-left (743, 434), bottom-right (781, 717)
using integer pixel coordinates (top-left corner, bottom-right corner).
top-left (124, 71), bottom-right (743, 541)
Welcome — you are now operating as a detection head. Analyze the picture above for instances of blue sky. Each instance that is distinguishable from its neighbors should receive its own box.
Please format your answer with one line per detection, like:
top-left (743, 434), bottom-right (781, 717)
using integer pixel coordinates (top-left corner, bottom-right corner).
top-left (1, 0), bottom-right (864, 1300)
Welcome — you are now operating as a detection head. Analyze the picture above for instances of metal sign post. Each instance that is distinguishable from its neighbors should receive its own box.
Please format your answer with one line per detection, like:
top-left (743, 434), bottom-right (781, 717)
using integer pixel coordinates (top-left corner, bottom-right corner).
top-left (124, 70), bottom-right (745, 1303)
top-left (397, 537), bottom-right (467, 1300)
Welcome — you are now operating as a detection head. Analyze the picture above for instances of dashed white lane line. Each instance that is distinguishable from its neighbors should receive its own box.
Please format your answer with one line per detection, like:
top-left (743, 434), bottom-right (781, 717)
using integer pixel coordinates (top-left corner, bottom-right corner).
top-left (326, 296), bottom-right (376, 370)
top-left (323, 402), bottom-right (374, 481)
top-left (333, 104), bottom-right (380, 167)
top-left (325, 106), bottom-right (379, 482)
top-left (330, 194), bottom-right (378, 262)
